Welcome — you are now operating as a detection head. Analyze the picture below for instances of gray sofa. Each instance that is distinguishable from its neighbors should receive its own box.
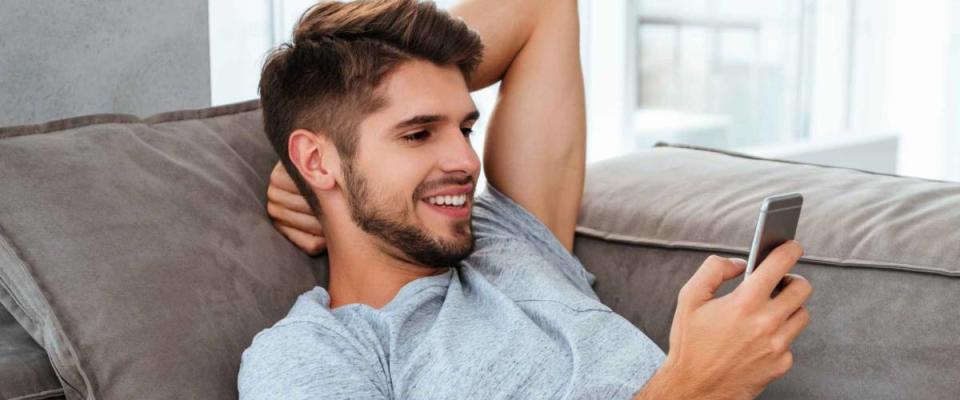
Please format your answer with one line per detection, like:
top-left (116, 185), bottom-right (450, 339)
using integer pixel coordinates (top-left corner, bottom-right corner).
top-left (0, 101), bottom-right (957, 399)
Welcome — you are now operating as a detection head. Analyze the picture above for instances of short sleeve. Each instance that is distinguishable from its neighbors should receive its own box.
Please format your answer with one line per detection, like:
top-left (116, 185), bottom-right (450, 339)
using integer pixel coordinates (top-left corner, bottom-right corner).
top-left (238, 320), bottom-right (390, 400)
top-left (471, 183), bottom-right (597, 291)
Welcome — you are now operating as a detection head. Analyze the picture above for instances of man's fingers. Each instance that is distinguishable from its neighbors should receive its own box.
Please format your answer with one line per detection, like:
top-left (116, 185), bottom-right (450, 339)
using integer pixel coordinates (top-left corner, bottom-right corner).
top-left (267, 184), bottom-right (315, 215)
top-left (270, 161), bottom-right (300, 193)
top-left (746, 240), bottom-right (804, 297)
top-left (679, 256), bottom-right (747, 311)
top-left (274, 222), bottom-right (326, 256)
top-left (267, 201), bottom-right (324, 236)
top-left (775, 305), bottom-right (811, 351)
top-left (770, 274), bottom-right (813, 321)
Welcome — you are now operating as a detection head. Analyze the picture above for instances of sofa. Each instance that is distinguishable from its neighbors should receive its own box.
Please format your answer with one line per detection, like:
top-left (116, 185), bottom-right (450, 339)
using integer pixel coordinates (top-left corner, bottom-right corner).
top-left (0, 101), bottom-right (957, 399)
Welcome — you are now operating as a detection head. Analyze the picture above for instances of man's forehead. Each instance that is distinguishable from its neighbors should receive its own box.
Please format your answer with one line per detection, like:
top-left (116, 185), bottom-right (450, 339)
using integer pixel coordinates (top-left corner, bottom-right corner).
top-left (371, 60), bottom-right (476, 127)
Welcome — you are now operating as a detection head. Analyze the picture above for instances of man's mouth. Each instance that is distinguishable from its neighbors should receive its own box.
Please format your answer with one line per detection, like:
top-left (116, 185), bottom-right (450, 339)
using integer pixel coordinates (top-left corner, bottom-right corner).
top-left (425, 194), bottom-right (468, 207)
top-left (419, 180), bottom-right (473, 219)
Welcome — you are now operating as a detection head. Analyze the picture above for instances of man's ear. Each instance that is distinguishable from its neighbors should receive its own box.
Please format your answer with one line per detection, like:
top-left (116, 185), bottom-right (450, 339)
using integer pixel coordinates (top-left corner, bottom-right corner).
top-left (288, 128), bottom-right (341, 191)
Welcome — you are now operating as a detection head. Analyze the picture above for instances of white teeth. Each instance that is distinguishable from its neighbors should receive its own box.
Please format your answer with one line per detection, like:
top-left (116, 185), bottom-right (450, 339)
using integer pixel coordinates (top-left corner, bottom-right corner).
top-left (427, 194), bottom-right (467, 207)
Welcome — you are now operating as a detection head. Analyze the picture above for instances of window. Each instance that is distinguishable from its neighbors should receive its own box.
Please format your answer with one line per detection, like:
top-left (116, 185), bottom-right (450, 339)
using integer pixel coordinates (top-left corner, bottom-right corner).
top-left (582, 0), bottom-right (960, 180)
top-left (629, 0), bottom-right (894, 149)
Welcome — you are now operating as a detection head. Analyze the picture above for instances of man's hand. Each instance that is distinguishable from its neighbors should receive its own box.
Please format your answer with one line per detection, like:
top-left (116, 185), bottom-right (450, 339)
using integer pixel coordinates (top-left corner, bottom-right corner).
top-left (635, 241), bottom-right (813, 399)
top-left (266, 161), bottom-right (326, 256)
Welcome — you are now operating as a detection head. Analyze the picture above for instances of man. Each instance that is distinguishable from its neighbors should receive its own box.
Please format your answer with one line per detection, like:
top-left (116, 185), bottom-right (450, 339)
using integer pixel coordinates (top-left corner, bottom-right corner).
top-left (239, 0), bottom-right (813, 398)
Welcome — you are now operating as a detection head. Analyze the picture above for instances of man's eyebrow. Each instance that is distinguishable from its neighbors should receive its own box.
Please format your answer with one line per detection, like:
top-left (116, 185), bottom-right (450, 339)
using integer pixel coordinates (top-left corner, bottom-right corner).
top-left (463, 109), bottom-right (480, 123)
top-left (392, 109), bottom-right (481, 130)
top-left (393, 114), bottom-right (444, 130)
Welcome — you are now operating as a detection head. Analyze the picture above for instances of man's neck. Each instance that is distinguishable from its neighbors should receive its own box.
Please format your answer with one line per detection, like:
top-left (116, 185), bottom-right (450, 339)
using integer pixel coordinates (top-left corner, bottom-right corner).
top-left (323, 215), bottom-right (448, 310)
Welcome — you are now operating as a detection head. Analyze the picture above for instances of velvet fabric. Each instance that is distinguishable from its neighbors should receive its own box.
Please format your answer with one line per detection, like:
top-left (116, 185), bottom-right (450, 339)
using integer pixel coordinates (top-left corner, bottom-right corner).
top-left (0, 100), bottom-right (325, 399)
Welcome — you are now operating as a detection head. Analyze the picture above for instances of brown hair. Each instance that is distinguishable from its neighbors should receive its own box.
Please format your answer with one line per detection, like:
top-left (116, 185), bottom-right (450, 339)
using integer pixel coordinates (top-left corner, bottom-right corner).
top-left (259, 0), bottom-right (484, 217)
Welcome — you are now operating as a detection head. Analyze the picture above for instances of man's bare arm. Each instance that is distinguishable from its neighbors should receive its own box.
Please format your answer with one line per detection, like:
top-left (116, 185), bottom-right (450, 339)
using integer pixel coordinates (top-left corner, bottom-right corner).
top-left (449, 0), bottom-right (586, 252)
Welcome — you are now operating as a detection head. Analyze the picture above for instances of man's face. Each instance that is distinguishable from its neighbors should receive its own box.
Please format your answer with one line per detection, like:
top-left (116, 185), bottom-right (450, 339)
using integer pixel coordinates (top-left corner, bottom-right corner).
top-left (341, 60), bottom-right (481, 269)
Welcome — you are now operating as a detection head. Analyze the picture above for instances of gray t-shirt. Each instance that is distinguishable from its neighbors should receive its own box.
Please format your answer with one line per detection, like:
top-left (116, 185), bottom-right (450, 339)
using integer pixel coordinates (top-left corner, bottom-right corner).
top-left (238, 184), bottom-right (665, 399)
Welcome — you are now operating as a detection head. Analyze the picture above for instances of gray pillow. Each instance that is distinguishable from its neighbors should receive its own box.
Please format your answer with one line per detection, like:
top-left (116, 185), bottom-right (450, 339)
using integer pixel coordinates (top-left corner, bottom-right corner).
top-left (0, 100), bottom-right (325, 399)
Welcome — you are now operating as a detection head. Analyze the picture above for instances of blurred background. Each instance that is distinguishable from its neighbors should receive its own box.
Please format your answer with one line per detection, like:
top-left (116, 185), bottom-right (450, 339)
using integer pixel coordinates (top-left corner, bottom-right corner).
top-left (2, 0), bottom-right (958, 181)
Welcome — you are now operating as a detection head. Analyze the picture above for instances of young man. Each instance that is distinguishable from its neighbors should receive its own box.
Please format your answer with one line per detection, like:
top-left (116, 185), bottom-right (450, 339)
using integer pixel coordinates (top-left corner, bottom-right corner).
top-left (240, 0), bottom-right (813, 399)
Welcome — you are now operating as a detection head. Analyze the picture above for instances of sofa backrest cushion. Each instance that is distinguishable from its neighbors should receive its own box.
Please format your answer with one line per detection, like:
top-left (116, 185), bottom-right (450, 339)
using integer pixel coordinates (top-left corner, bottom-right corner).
top-left (0, 100), bottom-right (325, 399)
top-left (573, 143), bottom-right (960, 399)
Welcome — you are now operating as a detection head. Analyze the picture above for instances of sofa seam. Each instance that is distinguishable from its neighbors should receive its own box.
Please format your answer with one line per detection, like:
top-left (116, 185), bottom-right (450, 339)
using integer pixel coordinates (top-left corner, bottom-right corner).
top-left (9, 388), bottom-right (66, 400)
top-left (653, 141), bottom-right (958, 184)
top-left (0, 99), bottom-right (261, 139)
top-left (574, 225), bottom-right (960, 278)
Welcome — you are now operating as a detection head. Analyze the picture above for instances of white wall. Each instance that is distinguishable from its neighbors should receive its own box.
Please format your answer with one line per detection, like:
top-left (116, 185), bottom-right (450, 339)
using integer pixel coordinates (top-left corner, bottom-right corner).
top-left (885, 0), bottom-right (954, 180)
top-left (209, 0), bottom-right (271, 105)
top-left (580, 0), bottom-right (634, 163)
top-left (945, 0), bottom-right (960, 181)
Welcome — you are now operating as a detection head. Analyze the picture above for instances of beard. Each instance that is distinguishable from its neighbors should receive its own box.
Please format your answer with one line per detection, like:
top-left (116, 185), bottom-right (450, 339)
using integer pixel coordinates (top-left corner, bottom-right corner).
top-left (341, 160), bottom-right (474, 269)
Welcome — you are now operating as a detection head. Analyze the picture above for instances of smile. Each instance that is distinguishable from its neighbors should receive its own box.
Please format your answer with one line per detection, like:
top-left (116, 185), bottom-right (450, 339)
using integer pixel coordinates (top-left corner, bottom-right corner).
top-left (426, 194), bottom-right (467, 207)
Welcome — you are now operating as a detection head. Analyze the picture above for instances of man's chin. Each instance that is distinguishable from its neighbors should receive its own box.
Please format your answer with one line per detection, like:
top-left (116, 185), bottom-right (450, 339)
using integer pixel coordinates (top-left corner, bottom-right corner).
top-left (352, 199), bottom-right (474, 268)
top-left (437, 225), bottom-right (473, 247)
top-left (417, 230), bottom-right (474, 268)
top-left (429, 231), bottom-right (473, 254)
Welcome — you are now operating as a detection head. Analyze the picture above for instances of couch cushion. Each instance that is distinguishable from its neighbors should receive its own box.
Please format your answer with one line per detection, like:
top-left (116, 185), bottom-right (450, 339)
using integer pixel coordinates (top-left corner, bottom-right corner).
top-left (0, 100), bottom-right (325, 399)
top-left (574, 143), bottom-right (960, 399)
top-left (0, 304), bottom-right (63, 400)
top-left (578, 143), bottom-right (960, 276)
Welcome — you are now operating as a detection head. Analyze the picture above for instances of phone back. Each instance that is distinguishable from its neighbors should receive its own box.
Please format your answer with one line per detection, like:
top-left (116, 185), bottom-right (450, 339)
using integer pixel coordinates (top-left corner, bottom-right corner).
top-left (746, 193), bottom-right (803, 277)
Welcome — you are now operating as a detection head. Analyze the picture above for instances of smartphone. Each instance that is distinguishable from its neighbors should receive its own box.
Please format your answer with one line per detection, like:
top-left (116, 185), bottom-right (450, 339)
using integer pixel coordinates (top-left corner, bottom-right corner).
top-left (744, 193), bottom-right (803, 285)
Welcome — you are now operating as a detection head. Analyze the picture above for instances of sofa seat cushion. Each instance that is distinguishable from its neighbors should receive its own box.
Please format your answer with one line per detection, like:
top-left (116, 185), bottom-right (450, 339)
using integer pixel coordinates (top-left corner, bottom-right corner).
top-left (573, 143), bottom-right (960, 399)
top-left (0, 100), bottom-right (325, 399)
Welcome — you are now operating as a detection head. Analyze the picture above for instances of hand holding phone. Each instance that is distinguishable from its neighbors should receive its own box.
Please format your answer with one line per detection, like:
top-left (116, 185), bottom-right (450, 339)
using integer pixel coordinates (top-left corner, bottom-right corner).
top-left (744, 193), bottom-right (803, 295)
top-left (643, 195), bottom-right (808, 398)
top-left (653, 229), bottom-right (812, 398)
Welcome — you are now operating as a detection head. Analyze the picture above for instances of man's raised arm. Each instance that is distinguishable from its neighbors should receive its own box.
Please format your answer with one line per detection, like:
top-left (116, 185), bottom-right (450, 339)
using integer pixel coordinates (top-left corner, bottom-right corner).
top-left (449, 0), bottom-right (586, 252)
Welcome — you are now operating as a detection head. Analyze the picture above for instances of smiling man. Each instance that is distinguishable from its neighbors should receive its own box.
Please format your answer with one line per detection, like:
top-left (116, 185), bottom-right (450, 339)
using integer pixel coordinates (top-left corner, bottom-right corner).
top-left (238, 0), bottom-right (813, 399)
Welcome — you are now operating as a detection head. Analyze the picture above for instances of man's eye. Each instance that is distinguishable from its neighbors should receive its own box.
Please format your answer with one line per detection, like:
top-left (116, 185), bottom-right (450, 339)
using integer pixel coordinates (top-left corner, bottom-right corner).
top-left (403, 131), bottom-right (430, 142)
top-left (461, 127), bottom-right (474, 137)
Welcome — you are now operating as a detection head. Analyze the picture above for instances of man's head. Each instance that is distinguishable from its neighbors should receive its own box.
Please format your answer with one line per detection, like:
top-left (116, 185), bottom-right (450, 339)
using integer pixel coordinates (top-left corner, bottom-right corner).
top-left (259, 0), bottom-right (485, 269)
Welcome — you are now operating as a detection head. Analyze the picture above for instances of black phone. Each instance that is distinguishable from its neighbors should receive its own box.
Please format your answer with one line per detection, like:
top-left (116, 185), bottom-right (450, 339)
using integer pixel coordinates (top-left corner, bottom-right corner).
top-left (744, 193), bottom-right (803, 290)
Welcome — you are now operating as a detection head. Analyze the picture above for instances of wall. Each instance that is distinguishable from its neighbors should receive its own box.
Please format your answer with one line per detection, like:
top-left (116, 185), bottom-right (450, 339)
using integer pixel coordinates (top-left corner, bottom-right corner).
top-left (946, 0), bottom-right (960, 181)
top-left (208, 0), bottom-right (271, 106)
top-left (886, 0), bottom-right (953, 180)
top-left (0, 0), bottom-right (210, 126)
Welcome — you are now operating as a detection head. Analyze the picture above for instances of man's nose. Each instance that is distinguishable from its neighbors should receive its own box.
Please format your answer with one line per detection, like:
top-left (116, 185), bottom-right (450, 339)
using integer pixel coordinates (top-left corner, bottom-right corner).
top-left (438, 127), bottom-right (481, 176)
